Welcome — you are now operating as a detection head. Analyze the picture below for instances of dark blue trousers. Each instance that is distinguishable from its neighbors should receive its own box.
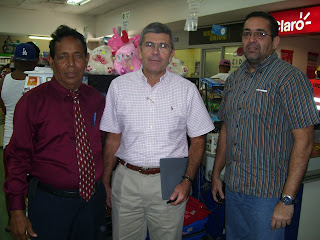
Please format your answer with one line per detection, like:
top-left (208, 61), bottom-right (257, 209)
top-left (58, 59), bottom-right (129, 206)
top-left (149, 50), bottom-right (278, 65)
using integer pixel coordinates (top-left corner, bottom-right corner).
top-left (28, 181), bottom-right (107, 240)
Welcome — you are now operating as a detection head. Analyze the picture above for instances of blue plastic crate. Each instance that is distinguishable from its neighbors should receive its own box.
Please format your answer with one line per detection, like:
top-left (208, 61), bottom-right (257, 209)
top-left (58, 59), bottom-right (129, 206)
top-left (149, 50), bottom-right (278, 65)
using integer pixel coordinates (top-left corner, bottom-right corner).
top-left (182, 216), bottom-right (208, 236)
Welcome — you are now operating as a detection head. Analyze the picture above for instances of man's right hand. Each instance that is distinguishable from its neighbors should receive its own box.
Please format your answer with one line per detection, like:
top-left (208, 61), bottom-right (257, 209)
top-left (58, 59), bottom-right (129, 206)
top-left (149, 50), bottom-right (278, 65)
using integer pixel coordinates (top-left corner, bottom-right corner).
top-left (10, 210), bottom-right (37, 240)
top-left (211, 177), bottom-right (225, 203)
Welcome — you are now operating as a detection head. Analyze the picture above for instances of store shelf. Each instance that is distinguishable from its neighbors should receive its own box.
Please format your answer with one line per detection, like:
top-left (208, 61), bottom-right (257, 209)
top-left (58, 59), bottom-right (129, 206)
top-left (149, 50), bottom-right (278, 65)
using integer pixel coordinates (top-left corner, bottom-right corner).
top-left (0, 54), bottom-right (12, 66)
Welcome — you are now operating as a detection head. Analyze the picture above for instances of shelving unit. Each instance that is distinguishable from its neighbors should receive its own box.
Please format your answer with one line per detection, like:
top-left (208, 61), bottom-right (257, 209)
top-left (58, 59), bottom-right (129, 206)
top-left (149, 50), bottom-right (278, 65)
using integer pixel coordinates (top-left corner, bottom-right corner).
top-left (0, 53), bottom-right (12, 66)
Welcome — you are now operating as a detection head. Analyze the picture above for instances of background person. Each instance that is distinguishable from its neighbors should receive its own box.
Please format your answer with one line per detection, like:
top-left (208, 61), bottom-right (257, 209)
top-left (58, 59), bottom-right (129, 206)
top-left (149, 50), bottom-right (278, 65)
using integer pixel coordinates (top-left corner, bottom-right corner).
top-left (3, 25), bottom-right (106, 240)
top-left (210, 59), bottom-right (231, 81)
top-left (0, 42), bottom-right (39, 233)
top-left (211, 11), bottom-right (320, 240)
top-left (100, 22), bottom-right (214, 240)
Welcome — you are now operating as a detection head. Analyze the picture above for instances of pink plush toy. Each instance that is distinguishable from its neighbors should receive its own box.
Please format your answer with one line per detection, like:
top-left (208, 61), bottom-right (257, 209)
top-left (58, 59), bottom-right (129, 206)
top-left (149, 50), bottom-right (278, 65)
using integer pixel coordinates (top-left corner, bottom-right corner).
top-left (108, 28), bottom-right (142, 75)
top-left (114, 43), bottom-right (141, 75)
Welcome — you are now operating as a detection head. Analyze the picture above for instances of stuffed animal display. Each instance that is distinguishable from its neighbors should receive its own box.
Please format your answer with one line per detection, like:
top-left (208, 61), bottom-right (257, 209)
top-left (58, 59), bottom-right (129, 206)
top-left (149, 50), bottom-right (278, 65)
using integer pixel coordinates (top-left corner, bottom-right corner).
top-left (168, 57), bottom-right (188, 77)
top-left (86, 45), bottom-right (114, 75)
top-left (108, 28), bottom-right (142, 75)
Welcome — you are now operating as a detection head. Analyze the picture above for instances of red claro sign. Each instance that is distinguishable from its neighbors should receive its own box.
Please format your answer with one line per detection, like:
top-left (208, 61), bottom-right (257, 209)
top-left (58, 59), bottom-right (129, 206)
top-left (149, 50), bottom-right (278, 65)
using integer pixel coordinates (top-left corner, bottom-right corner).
top-left (269, 5), bottom-right (320, 36)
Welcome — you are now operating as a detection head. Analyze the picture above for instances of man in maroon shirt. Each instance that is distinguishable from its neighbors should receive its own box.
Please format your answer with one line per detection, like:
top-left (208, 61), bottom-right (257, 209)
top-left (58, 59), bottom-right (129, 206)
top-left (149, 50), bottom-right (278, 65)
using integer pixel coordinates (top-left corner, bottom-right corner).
top-left (3, 25), bottom-right (106, 240)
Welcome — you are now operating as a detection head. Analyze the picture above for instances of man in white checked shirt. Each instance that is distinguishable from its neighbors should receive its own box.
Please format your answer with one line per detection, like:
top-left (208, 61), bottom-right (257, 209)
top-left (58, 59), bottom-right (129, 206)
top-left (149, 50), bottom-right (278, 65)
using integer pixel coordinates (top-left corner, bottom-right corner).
top-left (100, 22), bottom-right (214, 240)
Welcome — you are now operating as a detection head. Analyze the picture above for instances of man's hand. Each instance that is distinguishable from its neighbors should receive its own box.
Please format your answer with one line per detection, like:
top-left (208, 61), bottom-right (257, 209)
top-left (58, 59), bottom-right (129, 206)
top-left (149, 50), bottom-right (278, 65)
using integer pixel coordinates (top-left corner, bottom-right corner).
top-left (271, 202), bottom-right (294, 230)
top-left (10, 210), bottom-right (37, 240)
top-left (211, 177), bottom-right (225, 203)
top-left (103, 182), bottom-right (112, 208)
top-left (168, 179), bottom-right (191, 206)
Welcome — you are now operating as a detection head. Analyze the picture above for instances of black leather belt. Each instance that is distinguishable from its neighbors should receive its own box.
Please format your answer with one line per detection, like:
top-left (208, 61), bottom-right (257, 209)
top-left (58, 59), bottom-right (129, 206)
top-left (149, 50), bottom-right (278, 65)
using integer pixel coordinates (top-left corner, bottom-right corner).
top-left (37, 182), bottom-right (81, 199)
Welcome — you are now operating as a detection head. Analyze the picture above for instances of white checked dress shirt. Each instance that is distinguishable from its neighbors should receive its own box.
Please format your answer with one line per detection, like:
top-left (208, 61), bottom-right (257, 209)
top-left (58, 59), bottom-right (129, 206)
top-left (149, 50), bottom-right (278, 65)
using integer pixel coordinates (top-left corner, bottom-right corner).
top-left (100, 68), bottom-right (214, 167)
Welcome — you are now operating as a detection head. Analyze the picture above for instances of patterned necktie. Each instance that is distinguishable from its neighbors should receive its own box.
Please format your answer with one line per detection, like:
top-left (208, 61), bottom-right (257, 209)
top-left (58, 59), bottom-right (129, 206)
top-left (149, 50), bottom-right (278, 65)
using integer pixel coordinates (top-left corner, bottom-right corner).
top-left (71, 90), bottom-right (95, 201)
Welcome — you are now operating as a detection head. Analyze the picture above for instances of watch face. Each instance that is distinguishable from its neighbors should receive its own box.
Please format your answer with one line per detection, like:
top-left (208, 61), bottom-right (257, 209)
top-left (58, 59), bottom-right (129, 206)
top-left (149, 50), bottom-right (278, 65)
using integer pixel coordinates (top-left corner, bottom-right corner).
top-left (282, 195), bottom-right (293, 205)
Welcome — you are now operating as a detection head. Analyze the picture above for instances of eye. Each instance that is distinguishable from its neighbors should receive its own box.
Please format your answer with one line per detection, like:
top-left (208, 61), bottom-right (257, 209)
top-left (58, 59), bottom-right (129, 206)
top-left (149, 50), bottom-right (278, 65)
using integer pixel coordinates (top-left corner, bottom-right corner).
top-left (256, 32), bottom-right (266, 37)
top-left (145, 42), bottom-right (154, 48)
top-left (116, 54), bottom-right (123, 62)
top-left (242, 31), bottom-right (251, 37)
top-left (159, 43), bottom-right (169, 50)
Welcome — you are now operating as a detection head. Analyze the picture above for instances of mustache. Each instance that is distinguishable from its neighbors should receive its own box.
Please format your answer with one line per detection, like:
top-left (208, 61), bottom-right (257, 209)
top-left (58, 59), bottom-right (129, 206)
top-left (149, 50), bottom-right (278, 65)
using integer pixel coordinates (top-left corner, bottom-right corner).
top-left (245, 43), bottom-right (260, 49)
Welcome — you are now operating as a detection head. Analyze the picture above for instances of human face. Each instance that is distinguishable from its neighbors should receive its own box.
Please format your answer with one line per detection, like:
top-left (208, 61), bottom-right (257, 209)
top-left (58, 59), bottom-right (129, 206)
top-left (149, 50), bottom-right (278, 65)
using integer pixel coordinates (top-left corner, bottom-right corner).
top-left (48, 36), bottom-right (89, 91)
top-left (242, 17), bottom-right (279, 70)
top-left (139, 33), bottom-right (175, 79)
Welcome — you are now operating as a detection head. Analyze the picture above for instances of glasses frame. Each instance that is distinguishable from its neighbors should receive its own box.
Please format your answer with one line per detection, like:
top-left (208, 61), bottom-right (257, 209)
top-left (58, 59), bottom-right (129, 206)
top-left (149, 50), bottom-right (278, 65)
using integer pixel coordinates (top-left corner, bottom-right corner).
top-left (241, 31), bottom-right (273, 40)
top-left (143, 42), bottom-right (172, 53)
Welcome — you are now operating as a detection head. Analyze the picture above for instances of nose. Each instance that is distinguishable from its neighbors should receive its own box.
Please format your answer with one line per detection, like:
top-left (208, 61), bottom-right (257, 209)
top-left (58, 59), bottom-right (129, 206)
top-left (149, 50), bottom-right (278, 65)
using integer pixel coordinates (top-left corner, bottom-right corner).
top-left (248, 33), bottom-right (257, 42)
top-left (67, 56), bottom-right (75, 66)
top-left (151, 44), bottom-right (160, 54)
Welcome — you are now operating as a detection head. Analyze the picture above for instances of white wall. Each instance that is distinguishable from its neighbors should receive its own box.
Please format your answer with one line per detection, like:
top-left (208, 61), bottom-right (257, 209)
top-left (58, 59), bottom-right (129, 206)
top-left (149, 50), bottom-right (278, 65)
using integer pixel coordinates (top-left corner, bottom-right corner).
top-left (0, 7), bottom-right (96, 38)
top-left (95, 0), bottom-right (284, 37)
top-left (276, 37), bottom-right (320, 74)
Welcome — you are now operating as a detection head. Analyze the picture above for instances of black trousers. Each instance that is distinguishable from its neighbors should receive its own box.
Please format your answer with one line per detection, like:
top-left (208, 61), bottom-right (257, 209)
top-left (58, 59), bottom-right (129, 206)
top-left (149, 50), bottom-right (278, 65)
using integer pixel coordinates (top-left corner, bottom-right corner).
top-left (28, 180), bottom-right (107, 240)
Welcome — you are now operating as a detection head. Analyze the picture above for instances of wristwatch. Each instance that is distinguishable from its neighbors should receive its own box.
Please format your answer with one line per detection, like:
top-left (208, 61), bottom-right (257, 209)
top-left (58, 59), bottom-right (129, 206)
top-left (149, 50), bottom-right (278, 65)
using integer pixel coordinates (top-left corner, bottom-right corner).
top-left (280, 195), bottom-right (294, 205)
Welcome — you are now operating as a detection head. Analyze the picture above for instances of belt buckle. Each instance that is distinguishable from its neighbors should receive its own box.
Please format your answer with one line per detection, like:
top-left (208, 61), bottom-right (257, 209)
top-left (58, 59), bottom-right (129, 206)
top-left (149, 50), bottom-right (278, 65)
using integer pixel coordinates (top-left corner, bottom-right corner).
top-left (138, 167), bottom-right (150, 173)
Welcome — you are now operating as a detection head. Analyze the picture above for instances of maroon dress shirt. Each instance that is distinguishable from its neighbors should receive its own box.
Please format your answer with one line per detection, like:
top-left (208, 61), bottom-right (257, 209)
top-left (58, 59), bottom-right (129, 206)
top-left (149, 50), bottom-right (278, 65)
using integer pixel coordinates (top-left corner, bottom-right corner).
top-left (3, 77), bottom-right (105, 211)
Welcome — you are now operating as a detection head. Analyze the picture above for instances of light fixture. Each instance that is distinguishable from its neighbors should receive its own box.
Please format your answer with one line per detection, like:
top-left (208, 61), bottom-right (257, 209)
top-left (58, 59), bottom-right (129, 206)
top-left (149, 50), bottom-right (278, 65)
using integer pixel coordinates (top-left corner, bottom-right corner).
top-left (66, 0), bottom-right (91, 5)
top-left (29, 36), bottom-right (53, 40)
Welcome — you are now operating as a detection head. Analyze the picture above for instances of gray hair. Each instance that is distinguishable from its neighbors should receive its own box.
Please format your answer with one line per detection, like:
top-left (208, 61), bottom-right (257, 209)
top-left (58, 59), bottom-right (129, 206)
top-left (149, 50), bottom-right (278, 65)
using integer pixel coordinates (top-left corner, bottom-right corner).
top-left (139, 22), bottom-right (175, 49)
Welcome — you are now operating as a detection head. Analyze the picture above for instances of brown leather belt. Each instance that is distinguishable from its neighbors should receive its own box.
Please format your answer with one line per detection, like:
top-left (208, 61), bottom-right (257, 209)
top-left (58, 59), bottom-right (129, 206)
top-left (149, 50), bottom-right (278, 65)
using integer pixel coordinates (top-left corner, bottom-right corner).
top-left (119, 159), bottom-right (160, 175)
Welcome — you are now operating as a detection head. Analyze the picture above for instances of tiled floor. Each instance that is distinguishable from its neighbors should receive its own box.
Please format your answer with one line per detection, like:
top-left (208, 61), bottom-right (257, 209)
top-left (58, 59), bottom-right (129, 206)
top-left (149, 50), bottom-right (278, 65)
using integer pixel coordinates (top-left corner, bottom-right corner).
top-left (0, 148), bottom-right (13, 240)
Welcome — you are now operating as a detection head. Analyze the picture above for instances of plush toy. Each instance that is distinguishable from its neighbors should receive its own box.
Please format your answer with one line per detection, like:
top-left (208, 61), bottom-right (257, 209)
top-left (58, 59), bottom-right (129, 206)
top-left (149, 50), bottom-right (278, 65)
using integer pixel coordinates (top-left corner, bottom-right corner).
top-left (114, 43), bottom-right (141, 75)
top-left (168, 57), bottom-right (188, 77)
top-left (108, 28), bottom-right (142, 75)
top-left (86, 45), bottom-right (114, 75)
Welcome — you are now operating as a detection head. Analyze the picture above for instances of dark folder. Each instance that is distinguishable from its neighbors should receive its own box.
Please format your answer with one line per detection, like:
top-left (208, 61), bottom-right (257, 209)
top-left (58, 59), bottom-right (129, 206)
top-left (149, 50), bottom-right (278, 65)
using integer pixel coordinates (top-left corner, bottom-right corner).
top-left (160, 157), bottom-right (189, 200)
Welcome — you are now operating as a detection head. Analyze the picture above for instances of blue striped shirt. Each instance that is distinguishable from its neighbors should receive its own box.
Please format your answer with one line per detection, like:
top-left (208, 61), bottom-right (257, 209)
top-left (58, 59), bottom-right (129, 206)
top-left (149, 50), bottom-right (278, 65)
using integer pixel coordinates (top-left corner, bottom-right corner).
top-left (218, 51), bottom-right (320, 198)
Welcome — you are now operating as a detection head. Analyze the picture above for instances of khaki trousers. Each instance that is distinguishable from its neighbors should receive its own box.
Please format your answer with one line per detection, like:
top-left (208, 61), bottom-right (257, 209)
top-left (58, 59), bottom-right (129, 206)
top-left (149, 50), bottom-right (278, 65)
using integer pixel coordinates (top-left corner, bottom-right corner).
top-left (111, 164), bottom-right (186, 240)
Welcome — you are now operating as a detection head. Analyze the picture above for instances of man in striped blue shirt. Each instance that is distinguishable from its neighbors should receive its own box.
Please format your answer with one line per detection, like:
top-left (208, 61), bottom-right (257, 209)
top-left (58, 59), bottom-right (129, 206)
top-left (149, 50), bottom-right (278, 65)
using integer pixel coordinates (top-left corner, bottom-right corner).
top-left (211, 11), bottom-right (320, 240)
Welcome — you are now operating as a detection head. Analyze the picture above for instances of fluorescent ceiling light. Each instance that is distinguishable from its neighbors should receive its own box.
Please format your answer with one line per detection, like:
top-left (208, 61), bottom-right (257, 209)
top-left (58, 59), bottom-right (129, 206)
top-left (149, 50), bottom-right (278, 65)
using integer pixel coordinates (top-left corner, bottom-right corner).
top-left (29, 36), bottom-right (53, 40)
top-left (66, 0), bottom-right (91, 5)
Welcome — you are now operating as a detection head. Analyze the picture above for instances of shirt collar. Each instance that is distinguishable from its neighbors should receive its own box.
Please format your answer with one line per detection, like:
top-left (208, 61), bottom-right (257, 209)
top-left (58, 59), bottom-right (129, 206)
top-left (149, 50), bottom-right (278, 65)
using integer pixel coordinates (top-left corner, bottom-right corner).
top-left (138, 66), bottom-right (171, 85)
top-left (50, 76), bottom-right (84, 98)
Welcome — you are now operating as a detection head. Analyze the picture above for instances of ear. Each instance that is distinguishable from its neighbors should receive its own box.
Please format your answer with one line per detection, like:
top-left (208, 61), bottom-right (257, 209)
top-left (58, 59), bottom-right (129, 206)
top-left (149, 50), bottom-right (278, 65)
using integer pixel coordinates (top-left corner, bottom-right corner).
top-left (169, 49), bottom-right (175, 63)
top-left (48, 54), bottom-right (54, 69)
top-left (272, 36), bottom-right (280, 50)
top-left (86, 52), bottom-right (90, 66)
top-left (138, 46), bottom-right (142, 60)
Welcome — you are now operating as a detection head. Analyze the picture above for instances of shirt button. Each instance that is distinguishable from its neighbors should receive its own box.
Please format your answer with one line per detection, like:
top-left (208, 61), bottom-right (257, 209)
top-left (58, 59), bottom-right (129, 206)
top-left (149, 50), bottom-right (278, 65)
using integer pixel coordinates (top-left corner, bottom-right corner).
top-left (238, 108), bottom-right (241, 110)
top-left (149, 125), bottom-right (153, 129)
top-left (234, 143), bottom-right (237, 146)
top-left (236, 125), bottom-right (238, 128)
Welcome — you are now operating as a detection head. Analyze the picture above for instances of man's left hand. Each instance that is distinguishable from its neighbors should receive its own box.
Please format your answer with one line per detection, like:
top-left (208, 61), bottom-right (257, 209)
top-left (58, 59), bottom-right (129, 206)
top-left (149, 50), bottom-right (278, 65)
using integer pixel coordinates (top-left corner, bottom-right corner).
top-left (271, 201), bottom-right (294, 230)
top-left (168, 180), bottom-right (191, 206)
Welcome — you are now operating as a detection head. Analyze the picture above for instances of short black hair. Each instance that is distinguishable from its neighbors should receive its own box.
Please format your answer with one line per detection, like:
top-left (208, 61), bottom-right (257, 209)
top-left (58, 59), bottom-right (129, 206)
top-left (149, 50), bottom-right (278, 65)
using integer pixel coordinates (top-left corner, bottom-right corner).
top-left (26, 41), bottom-right (40, 58)
top-left (139, 22), bottom-right (175, 49)
top-left (49, 25), bottom-right (87, 59)
top-left (245, 11), bottom-right (279, 38)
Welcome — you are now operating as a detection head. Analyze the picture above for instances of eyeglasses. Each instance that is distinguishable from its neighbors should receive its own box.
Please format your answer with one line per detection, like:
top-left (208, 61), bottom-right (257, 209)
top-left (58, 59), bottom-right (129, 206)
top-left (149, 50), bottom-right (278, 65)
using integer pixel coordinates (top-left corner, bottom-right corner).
top-left (143, 42), bottom-right (172, 52)
top-left (241, 31), bottom-right (273, 40)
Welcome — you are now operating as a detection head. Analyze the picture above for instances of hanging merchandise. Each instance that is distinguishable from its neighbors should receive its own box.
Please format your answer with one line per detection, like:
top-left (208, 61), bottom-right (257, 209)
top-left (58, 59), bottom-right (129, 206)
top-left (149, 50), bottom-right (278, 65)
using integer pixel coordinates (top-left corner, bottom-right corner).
top-left (2, 36), bottom-right (20, 54)
top-left (184, 0), bottom-right (202, 31)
